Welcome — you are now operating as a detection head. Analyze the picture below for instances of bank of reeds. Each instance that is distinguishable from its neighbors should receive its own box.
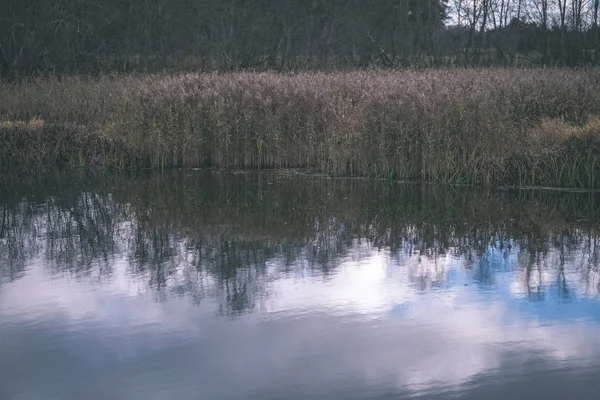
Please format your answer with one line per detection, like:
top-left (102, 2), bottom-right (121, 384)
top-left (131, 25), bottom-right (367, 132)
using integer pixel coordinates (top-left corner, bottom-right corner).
top-left (2, 69), bottom-right (600, 186)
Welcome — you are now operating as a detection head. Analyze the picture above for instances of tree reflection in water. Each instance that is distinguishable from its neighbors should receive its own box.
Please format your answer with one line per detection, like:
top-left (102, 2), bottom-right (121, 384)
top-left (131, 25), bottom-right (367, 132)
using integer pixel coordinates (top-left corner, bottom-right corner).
top-left (1, 170), bottom-right (599, 315)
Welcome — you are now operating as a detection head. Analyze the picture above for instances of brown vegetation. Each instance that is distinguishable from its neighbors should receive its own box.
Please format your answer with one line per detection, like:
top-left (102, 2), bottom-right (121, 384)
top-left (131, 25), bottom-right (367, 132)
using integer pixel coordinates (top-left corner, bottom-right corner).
top-left (2, 69), bottom-right (600, 187)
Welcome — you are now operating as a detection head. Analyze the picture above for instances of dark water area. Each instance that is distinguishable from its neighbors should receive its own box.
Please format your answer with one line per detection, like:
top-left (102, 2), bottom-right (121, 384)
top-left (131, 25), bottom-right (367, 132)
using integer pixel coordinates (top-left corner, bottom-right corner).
top-left (1, 170), bottom-right (600, 400)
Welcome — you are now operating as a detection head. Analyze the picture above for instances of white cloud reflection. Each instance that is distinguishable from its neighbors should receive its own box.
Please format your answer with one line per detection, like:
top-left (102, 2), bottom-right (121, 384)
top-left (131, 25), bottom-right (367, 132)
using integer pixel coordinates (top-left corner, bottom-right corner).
top-left (1, 242), bottom-right (600, 399)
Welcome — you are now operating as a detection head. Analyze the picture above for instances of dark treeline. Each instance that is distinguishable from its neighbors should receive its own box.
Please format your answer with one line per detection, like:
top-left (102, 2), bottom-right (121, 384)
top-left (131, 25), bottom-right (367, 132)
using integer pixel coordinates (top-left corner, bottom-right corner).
top-left (1, 0), bottom-right (599, 79)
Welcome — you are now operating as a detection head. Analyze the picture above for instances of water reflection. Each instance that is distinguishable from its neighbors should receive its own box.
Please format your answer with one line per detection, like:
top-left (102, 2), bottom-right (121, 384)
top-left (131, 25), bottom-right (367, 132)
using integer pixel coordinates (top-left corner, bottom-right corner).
top-left (2, 170), bottom-right (600, 312)
top-left (1, 170), bottom-right (600, 399)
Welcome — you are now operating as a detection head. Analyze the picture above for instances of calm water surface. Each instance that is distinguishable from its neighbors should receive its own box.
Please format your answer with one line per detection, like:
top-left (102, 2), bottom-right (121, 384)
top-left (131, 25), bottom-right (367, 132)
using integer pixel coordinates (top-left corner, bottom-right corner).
top-left (1, 170), bottom-right (600, 400)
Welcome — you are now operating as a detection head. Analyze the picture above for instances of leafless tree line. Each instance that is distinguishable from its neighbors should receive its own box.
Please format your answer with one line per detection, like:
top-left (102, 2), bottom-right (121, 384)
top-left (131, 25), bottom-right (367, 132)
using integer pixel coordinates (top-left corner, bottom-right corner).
top-left (451, 0), bottom-right (600, 65)
top-left (1, 0), bottom-right (599, 79)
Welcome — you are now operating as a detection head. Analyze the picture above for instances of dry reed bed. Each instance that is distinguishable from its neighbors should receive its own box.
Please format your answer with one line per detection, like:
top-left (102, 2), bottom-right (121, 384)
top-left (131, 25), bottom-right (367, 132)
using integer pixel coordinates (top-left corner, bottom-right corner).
top-left (2, 69), bottom-right (600, 186)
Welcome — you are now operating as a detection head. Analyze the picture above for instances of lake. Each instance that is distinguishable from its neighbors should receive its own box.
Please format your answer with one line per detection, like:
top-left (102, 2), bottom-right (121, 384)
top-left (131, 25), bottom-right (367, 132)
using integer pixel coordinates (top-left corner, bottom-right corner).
top-left (1, 170), bottom-right (600, 400)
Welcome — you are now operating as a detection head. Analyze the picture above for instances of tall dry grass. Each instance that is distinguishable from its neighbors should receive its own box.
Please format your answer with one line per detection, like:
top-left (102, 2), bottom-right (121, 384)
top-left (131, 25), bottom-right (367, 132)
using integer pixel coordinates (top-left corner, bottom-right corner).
top-left (2, 69), bottom-right (600, 186)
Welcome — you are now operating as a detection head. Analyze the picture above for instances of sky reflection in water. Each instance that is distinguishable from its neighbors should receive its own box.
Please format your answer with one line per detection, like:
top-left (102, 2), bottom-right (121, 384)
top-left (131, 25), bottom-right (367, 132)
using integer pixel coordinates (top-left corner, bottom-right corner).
top-left (1, 170), bottom-right (600, 400)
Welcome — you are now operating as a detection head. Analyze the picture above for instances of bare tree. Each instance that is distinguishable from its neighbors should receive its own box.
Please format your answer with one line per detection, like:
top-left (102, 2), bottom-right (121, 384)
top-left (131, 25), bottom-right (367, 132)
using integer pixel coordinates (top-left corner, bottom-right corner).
top-left (557, 0), bottom-right (568, 63)
top-left (593, 0), bottom-right (600, 62)
top-left (531, 0), bottom-right (550, 63)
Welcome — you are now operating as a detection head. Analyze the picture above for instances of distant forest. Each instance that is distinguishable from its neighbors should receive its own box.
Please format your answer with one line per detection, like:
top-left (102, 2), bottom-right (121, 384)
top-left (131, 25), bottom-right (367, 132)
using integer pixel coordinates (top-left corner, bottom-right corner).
top-left (1, 0), bottom-right (599, 78)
